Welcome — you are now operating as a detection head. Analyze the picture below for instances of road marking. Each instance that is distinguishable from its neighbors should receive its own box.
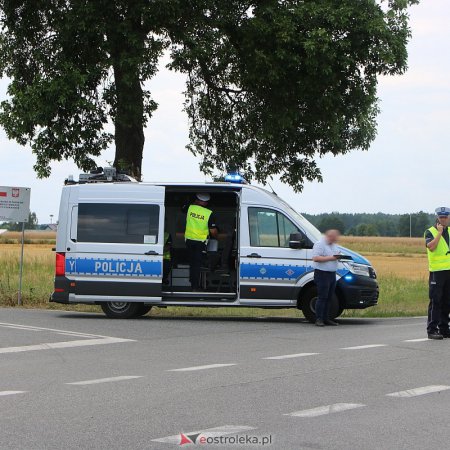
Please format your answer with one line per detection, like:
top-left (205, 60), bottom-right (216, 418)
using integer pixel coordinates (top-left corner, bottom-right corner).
top-left (285, 403), bottom-right (365, 418)
top-left (0, 337), bottom-right (134, 354)
top-left (263, 352), bottom-right (319, 360)
top-left (0, 322), bottom-right (135, 354)
top-left (386, 385), bottom-right (450, 398)
top-left (0, 324), bottom-right (44, 332)
top-left (54, 332), bottom-right (99, 338)
top-left (0, 391), bottom-right (27, 397)
top-left (152, 425), bottom-right (256, 445)
top-left (403, 338), bottom-right (430, 342)
top-left (0, 322), bottom-right (110, 338)
top-left (66, 376), bottom-right (143, 386)
top-left (168, 363), bottom-right (237, 372)
top-left (341, 344), bottom-right (387, 350)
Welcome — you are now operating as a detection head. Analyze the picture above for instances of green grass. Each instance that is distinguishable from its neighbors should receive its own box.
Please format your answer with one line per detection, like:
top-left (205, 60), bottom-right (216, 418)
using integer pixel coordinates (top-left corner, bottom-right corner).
top-left (0, 249), bottom-right (53, 307)
top-left (342, 275), bottom-right (427, 318)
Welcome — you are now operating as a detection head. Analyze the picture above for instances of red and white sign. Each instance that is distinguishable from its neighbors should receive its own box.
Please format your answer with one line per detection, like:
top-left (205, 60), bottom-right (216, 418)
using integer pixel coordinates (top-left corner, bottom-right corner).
top-left (0, 186), bottom-right (31, 222)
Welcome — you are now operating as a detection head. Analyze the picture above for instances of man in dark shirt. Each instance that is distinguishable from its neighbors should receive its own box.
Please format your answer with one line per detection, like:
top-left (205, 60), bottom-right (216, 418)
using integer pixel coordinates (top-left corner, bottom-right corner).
top-left (424, 207), bottom-right (450, 339)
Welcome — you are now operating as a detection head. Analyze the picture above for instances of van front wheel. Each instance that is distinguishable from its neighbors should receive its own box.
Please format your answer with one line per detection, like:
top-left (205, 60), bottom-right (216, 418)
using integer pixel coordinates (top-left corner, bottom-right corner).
top-left (101, 302), bottom-right (140, 319)
top-left (300, 287), bottom-right (340, 323)
top-left (135, 305), bottom-right (152, 317)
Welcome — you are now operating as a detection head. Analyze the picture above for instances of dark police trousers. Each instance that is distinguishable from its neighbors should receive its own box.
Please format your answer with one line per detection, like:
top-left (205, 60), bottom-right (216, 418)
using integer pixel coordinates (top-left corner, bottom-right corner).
top-left (428, 270), bottom-right (450, 333)
top-left (186, 239), bottom-right (206, 290)
top-left (314, 269), bottom-right (336, 321)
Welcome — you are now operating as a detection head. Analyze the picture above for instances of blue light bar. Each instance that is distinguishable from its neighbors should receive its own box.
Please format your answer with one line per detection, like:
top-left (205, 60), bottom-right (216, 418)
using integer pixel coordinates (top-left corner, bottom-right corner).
top-left (225, 172), bottom-right (246, 184)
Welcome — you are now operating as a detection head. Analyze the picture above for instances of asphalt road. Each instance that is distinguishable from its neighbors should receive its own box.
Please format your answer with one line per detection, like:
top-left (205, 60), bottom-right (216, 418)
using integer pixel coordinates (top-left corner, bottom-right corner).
top-left (1, 308), bottom-right (449, 450)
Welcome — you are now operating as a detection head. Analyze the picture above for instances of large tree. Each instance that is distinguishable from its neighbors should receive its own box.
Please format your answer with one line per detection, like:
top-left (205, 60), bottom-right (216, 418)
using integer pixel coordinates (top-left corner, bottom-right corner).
top-left (0, 0), bottom-right (417, 187)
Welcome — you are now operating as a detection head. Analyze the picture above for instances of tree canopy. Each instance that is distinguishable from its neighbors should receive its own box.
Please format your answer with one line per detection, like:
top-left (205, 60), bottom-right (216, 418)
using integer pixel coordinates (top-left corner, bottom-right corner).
top-left (0, 0), bottom-right (417, 188)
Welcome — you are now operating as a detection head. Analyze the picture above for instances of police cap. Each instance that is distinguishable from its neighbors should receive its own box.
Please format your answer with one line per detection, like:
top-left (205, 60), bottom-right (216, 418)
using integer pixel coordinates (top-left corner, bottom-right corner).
top-left (435, 207), bottom-right (450, 217)
top-left (196, 193), bottom-right (210, 202)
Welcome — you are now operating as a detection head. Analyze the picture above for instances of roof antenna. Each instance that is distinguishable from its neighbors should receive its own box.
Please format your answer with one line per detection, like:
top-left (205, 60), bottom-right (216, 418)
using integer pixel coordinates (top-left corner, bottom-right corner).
top-left (267, 182), bottom-right (278, 196)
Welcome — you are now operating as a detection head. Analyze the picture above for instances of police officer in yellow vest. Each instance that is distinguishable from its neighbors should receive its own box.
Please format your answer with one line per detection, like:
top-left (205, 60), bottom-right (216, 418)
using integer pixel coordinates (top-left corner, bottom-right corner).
top-left (425, 207), bottom-right (450, 339)
top-left (185, 193), bottom-right (218, 291)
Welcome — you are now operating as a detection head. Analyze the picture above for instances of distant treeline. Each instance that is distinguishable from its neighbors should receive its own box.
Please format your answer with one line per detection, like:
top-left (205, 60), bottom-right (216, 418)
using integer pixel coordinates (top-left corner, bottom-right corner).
top-left (1, 211), bottom-right (437, 238)
top-left (302, 212), bottom-right (436, 237)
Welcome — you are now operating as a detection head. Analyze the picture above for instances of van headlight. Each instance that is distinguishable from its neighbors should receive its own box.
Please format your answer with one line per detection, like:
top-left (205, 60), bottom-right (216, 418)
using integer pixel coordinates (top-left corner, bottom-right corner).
top-left (342, 261), bottom-right (371, 277)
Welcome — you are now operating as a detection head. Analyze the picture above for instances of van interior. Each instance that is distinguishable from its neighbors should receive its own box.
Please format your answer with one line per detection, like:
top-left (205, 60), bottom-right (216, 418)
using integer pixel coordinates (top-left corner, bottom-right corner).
top-left (163, 188), bottom-right (240, 299)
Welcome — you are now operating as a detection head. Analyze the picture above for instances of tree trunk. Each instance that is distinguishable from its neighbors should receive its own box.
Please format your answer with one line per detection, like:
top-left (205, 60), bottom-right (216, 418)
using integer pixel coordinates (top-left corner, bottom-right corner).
top-left (105, 3), bottom-right (146, 182)
top-left (113, 65), bottom-right (144, 181)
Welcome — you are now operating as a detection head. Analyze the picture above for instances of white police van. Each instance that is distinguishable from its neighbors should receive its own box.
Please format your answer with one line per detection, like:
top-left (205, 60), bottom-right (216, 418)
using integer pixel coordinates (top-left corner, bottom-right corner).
top-left (51, 168), bottom-right (379, 319)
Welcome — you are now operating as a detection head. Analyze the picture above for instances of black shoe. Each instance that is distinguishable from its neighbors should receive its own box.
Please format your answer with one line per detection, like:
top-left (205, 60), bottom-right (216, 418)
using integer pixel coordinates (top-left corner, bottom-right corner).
top-left (440, 332), bottom-right (450, 338)
top-left (324, 319), bottom-right (339, 326)
top-left (428, 332), bottom-right (444, 340)
top-left (315, 319), bottom-right (325, 327)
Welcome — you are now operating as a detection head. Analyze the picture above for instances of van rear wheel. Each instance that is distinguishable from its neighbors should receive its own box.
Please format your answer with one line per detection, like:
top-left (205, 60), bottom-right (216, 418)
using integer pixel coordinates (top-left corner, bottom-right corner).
top-left (101, 302), bottom-right (140, 319)
top-left (300, 286), bottom-right (340, 323)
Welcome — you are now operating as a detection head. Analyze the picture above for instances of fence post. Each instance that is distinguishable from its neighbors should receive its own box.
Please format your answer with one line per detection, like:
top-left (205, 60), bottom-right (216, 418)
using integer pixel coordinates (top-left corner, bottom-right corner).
top-left (18, 222), bottom-right (25, 305)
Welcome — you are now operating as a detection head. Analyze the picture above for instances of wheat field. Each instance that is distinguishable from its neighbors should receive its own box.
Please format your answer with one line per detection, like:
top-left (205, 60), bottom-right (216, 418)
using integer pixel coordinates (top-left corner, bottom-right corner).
top-left (0, 235), bottom-right (430, 317)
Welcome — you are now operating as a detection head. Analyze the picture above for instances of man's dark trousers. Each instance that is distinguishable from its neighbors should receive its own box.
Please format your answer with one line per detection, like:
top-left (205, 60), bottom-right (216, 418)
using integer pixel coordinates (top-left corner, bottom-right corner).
top-left (186, 239), bottom-right (206, 290)
top-left (314, 269), bottom-right (337, 321)
top-left (428, 270), bottom-right (450, 334)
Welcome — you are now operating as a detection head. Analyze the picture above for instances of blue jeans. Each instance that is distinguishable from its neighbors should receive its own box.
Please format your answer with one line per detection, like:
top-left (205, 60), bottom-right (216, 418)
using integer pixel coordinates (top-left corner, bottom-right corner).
top-left (314, 269), bottom-right (337, 321)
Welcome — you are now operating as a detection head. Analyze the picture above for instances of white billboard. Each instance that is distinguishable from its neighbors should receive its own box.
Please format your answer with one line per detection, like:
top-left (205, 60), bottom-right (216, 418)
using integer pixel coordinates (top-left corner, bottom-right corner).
top-left (0, 186), bottom-right (31, 222)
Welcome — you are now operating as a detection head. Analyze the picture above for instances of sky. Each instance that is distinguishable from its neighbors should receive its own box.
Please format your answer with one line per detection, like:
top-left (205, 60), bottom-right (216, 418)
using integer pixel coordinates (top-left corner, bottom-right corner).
top-left (1, 0), bottom-right (448, 224)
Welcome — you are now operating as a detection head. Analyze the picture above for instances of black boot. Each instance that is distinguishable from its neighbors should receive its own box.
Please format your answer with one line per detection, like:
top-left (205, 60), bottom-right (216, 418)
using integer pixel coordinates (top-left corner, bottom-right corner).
top-left (324, 319), bottom-right (339, 326)
top-left (428, 331), bottom-right (444, 340)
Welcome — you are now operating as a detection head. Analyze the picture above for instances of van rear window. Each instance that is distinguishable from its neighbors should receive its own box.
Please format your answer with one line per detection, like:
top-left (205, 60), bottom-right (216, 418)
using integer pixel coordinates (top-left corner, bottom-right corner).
top-left (77, 203), bottom-right (159, 244)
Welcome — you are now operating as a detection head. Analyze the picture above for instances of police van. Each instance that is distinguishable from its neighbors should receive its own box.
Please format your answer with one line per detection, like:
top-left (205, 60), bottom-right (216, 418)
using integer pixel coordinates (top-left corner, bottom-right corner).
top-left (51, 167), bottom-right (379, 320)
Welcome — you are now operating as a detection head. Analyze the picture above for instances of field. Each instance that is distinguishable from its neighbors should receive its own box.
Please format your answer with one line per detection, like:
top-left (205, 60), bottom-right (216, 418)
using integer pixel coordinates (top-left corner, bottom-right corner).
top-left (0, 233), bottom-right (429, 317)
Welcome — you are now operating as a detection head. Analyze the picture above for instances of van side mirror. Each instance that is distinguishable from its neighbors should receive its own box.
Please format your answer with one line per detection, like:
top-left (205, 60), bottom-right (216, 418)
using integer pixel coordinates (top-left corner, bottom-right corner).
top-left (289, 232), bottom-right (305, 249)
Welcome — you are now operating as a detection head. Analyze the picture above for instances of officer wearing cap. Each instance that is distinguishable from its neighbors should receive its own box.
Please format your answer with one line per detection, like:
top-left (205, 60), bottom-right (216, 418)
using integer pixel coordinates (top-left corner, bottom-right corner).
top-left (424, 207), bottom-right (450, 339)
top-left (184, 193), bottom-right (218, 291)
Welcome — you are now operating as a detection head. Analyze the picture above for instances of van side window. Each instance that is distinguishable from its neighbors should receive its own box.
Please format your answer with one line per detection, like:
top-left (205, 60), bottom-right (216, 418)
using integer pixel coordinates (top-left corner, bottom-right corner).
top-left (248, 207), bottom-right (300, 248)
top-left (77, 203), bottom-right (159, 244)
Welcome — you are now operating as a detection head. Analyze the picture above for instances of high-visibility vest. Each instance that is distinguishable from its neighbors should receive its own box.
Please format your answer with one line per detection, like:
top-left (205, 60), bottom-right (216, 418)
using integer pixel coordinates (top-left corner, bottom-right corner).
top-left (425, 226), bottom-right (450, 272)
top-left (163, 232), bottom-right (171, 260)
top-left (185, 204), bottom-right (212, 241)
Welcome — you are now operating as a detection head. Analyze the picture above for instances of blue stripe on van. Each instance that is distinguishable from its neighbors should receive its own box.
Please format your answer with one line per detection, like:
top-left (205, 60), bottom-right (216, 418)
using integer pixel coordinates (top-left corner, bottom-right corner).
top-left (65, 258), bottom-right (161, 277)
top-left (241, 263), bottom-right (348, 281)
top-left (240, 263), bottom-right (314, 280)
